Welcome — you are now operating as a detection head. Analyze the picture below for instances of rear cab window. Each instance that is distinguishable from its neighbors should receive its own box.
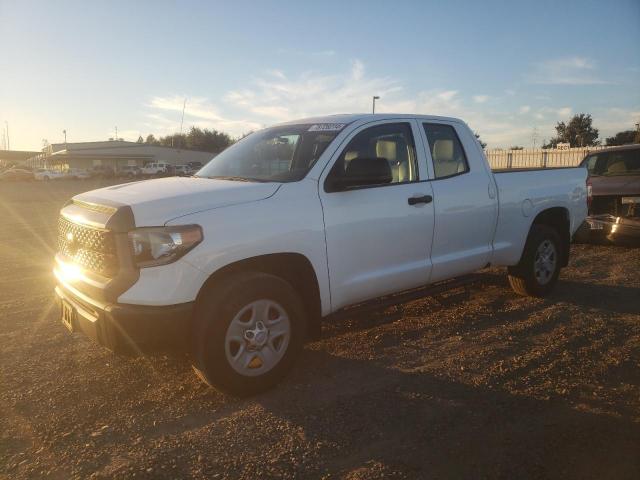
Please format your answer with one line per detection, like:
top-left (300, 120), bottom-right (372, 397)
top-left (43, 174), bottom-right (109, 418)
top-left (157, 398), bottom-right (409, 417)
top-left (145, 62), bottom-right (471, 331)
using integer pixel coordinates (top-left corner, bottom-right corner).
top-left (582, 148), bottom-right (640, 176)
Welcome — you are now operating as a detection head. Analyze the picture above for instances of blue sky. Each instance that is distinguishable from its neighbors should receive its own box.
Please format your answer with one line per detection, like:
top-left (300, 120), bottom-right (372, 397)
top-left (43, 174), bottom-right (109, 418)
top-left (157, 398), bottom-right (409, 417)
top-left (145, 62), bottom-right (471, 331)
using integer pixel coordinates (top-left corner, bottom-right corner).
top-left (1, 0), bottom-right (639, 150)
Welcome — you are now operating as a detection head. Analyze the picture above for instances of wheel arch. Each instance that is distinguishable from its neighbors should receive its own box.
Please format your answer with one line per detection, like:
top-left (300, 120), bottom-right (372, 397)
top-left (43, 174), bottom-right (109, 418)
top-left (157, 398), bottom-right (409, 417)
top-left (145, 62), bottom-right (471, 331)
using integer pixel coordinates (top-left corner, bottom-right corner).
top-left (195, 253), bottom-right (323, 341)
top-left (529, 207), bottom-right (571, 267)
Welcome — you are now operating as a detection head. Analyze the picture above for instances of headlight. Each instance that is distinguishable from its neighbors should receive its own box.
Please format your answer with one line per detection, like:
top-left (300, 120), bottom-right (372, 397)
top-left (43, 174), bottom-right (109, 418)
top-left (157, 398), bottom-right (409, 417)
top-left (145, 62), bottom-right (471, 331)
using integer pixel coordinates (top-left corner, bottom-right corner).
top-left (128, 225), bottom-right (203, 267)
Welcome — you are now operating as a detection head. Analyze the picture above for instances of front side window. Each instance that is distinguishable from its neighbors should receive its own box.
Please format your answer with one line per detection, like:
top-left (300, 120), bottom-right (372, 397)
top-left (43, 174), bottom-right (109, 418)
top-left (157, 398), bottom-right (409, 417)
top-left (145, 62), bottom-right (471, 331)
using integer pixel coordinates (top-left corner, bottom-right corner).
top-left (327, 123), bottom-right (418, 189)
top-left (422, 123), bottom-right (469, 179)
top-left (197, 123), bottom-right (344, 182)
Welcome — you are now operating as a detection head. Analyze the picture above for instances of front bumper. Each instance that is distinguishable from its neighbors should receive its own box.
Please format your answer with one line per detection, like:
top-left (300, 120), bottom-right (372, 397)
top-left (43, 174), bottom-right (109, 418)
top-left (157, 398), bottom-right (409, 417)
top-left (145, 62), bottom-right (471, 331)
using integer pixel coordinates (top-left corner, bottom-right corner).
top-left (586, 214), bottom-right (640, 240)
top-left (55, 281), bottom-right (193, 354)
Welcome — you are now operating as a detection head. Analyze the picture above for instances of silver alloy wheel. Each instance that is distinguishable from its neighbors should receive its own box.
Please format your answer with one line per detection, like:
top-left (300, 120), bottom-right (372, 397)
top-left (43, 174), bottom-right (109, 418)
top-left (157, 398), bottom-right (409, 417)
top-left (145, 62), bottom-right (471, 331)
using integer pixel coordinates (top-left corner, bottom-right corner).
top-left (534, 239), bottom-right (557, 285)
top-left (224, 299), bottom-right (291, 377)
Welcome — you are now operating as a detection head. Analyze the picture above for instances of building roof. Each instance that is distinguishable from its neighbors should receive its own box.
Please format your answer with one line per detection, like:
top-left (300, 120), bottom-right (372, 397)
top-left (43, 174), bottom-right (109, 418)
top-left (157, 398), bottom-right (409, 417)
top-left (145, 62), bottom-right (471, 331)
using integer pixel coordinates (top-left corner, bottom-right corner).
top-left (0, 150), bottom-right (40, 161)
top-left (48, 140), bottom-right (213, 156)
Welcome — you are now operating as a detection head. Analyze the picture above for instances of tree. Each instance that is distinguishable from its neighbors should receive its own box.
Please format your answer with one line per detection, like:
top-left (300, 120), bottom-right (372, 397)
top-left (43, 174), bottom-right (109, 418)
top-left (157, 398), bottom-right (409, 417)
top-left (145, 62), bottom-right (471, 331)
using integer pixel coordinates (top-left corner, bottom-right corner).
top-left (605, 130), bottom-right (639, 146)
top-left (543, 113), bottom-right (599, 148)
top-left (143, 127), bottom-right (234, 154)
top-left (137, 135), bottom-right (144, 143)
top-left (474, 132), bottom-right (487, 149)
top-left (510, 146), bottom-right (524, 150)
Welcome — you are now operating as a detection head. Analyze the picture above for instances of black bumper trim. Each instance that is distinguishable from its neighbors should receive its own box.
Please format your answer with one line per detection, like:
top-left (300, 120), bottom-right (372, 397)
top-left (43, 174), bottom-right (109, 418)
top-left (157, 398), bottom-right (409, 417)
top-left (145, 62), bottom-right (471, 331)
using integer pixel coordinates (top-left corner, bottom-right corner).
top-left (587, 214), bottom-right (640, 240)
top-left (55, 284), bottom-right (193, 354)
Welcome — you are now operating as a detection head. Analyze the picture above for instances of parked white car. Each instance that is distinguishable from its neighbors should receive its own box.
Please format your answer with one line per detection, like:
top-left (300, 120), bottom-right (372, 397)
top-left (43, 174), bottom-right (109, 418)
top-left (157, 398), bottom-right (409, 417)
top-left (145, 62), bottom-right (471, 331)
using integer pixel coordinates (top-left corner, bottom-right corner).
top-left (141, 162), bottom-right (170, 176)
top-left (34, 168), bottom-right (66, 181)
top-left (54, 114), bottom-right (588, 395)
top-left (173, 165), bottom-right (190, 176)
top-left (66, 168), bottom-right (91, 180)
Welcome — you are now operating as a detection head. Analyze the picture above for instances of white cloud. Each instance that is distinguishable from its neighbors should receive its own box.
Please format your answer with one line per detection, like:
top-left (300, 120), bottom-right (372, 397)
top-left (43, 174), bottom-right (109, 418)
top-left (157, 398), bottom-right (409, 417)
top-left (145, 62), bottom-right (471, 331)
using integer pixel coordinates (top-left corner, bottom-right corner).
top-left (144, 60), bottom-right (634, 149)
top-left (528, 56), bottom-right (608, 85)
top-left (224, 60), bottom-right (402, 121)
top-left (146, 95), bottom-right (261, 136)
top-left (595, 108), bottom-right (640, 137)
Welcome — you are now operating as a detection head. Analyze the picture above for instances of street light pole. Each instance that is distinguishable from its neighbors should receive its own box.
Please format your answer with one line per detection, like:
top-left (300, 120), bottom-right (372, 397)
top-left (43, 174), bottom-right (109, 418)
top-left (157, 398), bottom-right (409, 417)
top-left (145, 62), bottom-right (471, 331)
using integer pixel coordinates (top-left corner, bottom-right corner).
top-left (372, 96), bottom-right (380, 114)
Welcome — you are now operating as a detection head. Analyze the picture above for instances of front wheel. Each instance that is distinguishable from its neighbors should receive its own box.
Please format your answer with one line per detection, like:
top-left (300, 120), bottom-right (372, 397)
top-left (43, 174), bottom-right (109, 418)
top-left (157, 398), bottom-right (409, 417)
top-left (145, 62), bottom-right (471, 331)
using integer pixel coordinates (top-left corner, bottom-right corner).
top-left (508, 225), bottom-right (562, 297)
top-left (191, 272), bottom-right (306, 396)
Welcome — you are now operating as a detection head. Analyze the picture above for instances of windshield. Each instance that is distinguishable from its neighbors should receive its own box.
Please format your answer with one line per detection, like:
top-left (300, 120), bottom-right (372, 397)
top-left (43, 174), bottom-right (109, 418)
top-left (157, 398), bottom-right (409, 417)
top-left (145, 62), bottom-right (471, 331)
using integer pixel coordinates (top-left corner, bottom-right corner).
top-left (582, 149), bottom-right (640, 176)
top-left (196, 123), bottom-right (344, 182)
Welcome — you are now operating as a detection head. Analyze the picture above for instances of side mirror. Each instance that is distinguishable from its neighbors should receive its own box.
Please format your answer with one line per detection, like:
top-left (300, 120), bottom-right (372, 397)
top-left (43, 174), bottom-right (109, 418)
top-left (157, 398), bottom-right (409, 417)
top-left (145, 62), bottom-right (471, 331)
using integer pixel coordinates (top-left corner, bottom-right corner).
top-left (326, 157), bottom-right (392, 192)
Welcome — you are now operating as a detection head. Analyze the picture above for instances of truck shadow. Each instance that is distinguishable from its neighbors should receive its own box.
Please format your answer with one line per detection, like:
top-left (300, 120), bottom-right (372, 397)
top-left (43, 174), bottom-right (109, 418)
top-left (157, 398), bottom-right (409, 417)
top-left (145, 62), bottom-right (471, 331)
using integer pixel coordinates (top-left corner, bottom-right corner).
top-left (159, 348), bottom-right (640, 479)
top-left (477, 271), bottom-right (640, 315)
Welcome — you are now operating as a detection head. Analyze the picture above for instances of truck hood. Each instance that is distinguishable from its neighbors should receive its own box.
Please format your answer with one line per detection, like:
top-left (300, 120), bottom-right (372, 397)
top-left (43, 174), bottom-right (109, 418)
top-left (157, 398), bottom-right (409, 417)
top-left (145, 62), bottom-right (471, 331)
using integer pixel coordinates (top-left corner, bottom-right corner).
top-left (74, 177), bottom-right (281, 226)
top-left (590, 174), bottom-right (640, 197)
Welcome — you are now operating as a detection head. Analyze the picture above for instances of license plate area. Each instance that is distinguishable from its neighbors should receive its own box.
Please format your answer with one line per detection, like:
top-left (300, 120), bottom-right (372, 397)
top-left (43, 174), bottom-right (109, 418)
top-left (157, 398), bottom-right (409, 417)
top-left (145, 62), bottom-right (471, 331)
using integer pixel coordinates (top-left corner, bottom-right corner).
top-left (587, 220), bottom-right (604, 230)
top-left (61, 300), bottom-right (76, 332)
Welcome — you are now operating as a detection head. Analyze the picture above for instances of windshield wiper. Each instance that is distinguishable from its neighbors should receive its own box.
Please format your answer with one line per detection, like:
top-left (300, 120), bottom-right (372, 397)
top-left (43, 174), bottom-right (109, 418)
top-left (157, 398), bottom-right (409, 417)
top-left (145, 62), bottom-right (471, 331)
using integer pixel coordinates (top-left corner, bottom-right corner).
top-left (199, 175), bottom-right (267, 182)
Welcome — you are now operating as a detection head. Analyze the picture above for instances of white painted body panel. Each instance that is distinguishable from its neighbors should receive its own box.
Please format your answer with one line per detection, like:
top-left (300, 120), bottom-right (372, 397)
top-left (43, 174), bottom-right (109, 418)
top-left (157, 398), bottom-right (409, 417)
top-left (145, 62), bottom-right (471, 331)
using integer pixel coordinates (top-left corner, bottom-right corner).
top-left (318, 119), bottom-right (435, 311)
top-left (418, 120), bottom-right (499, 282)
top-left (117, 258), bottom-right (210, 306)
top-left (78, 176), bottom-right (281, 226)
top-left (490, 168), bottom-right (588, 266)
top-left (74, 114), bottom-right (588, 315)
top-left (161, 179), bottom-right (332, 314)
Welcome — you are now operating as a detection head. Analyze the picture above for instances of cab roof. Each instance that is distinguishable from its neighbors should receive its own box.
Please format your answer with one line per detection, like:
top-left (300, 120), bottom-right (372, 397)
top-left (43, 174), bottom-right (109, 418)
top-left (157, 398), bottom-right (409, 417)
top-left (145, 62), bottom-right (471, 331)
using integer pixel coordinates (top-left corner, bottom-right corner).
top-left (276, 113), bottom-right (464, 127)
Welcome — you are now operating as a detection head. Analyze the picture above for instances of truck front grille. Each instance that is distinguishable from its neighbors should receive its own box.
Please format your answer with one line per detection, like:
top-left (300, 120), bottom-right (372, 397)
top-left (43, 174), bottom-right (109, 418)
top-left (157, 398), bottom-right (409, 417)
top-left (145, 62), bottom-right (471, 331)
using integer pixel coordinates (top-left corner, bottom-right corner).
top-left (58, 216), bottom-right (118, 277)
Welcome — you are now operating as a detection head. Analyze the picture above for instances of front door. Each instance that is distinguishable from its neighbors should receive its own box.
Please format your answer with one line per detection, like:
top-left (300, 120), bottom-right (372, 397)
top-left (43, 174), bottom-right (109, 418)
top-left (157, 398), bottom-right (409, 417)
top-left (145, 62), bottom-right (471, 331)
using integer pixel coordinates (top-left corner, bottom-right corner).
top-left (319, 120), bottom-right (435, 311)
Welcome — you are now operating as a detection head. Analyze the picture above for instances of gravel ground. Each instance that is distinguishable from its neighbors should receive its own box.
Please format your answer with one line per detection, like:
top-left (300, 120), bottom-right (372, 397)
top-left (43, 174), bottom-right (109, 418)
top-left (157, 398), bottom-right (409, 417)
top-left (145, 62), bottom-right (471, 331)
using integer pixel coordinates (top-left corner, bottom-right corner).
top-left (1, 180), bottom-right (639, 479)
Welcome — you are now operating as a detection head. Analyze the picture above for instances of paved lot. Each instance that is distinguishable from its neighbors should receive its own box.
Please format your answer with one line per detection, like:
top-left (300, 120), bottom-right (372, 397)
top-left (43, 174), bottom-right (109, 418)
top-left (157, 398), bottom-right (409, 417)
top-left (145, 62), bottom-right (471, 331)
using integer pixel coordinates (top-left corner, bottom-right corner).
top-left (1, 180), bottom-right (639, 479)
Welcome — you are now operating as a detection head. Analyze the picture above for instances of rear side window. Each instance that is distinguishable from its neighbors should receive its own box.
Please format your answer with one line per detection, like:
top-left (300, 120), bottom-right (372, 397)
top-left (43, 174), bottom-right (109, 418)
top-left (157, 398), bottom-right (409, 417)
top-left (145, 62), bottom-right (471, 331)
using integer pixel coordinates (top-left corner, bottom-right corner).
top-left (422, 123), bottom-right (469, 179)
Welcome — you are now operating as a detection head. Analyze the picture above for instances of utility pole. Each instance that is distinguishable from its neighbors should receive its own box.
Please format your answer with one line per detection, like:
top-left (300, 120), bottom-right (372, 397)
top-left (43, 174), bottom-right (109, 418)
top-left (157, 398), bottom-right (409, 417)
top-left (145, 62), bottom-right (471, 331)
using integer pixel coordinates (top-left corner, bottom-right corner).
top-left (115, 126), bottom-right (118, 141)
top-left (531, 126), bottom-right (539, 149)
top-left (372, 96), bottom-right (380, 114)
top-left (63, 129), bottom-right (67, 145)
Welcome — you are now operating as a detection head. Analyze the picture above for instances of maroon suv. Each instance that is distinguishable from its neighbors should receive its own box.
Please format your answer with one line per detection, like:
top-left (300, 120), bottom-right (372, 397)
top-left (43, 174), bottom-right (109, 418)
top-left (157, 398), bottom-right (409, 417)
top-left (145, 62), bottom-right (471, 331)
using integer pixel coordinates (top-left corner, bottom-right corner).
top-left (580, 144), bottom-right (640, 242)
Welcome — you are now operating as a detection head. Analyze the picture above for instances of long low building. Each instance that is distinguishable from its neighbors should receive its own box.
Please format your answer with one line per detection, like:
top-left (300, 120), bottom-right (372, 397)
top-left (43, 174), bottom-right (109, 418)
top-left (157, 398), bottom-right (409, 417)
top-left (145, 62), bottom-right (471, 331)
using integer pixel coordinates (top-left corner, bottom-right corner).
top-left (25, 140), bottom-right (215, 171)
top-left (0, 149), bottom-right (40, 168)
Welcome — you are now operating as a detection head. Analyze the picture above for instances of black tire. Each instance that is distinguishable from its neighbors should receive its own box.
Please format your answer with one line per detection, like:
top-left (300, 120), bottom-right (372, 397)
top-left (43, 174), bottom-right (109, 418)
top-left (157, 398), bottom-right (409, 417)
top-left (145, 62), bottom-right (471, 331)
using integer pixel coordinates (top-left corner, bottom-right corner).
top-left (508, 224), bottom-right (562, 297)
top-left (191, 272), bottom-right (307, 396)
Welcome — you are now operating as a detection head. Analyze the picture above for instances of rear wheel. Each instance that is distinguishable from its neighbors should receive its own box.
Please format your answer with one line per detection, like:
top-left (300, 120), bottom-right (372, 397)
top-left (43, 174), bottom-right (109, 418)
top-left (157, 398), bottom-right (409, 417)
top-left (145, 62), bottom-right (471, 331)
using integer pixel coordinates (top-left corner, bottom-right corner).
top-left (508, 225), bottom-right (562, 297)
top-left (191, 272), bottom-right (306, 396)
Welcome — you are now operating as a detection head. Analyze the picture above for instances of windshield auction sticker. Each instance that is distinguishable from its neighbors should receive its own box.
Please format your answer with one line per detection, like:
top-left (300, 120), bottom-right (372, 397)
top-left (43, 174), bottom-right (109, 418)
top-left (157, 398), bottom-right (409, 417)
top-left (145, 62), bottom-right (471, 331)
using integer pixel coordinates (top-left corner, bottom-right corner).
top-left (308, 123), bottom-right (346, 132)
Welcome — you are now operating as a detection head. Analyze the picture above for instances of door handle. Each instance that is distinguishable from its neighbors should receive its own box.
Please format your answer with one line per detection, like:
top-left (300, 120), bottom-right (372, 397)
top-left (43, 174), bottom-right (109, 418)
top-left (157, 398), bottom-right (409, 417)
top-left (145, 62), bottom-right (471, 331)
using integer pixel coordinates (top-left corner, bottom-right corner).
top-left (408, 195), bottom-right (433, 205)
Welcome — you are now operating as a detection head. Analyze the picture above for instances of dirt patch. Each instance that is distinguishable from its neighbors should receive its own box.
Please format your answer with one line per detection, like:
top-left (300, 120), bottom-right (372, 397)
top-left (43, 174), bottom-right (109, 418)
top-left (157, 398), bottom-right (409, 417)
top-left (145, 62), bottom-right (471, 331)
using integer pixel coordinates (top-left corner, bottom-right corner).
top-left (1, 180), bottom-right (639, 479)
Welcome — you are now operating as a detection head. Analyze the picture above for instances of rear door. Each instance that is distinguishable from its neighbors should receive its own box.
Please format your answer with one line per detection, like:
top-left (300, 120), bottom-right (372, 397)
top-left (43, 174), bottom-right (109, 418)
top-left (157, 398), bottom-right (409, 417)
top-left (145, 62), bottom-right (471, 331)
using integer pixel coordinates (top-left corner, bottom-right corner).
top-left (419, 121), bottom-right (498, 282)
top-left (319, 119), bottom-right (435, 311)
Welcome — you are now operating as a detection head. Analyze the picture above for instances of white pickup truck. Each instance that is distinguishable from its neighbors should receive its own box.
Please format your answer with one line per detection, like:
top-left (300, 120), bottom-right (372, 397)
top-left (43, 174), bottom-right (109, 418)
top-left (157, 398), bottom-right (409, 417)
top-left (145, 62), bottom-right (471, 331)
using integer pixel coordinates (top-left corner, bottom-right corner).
top-left (54, 114), bottom-right (588, 394)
